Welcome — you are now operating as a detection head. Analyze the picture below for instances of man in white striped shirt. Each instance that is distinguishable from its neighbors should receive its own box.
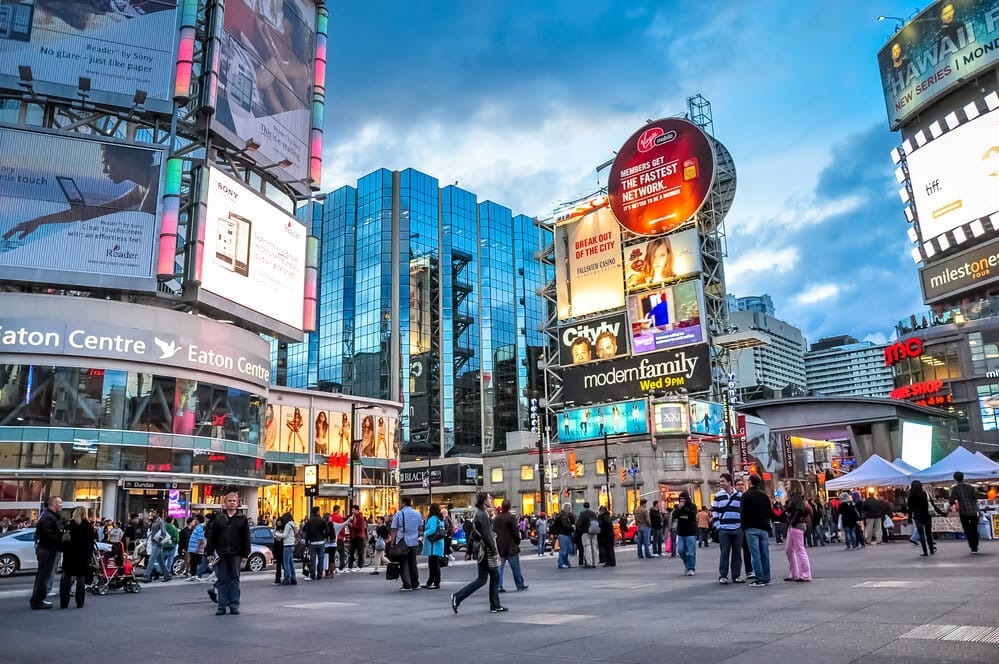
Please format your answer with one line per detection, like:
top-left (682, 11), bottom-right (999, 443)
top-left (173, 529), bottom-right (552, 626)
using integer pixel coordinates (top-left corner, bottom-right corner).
top-left (712, 473), bottom-right (744, 585)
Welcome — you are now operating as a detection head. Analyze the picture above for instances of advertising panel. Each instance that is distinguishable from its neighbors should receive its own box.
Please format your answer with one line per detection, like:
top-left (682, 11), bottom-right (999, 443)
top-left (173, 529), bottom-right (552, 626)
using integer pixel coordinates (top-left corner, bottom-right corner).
top-left (278, 404), bottom-right (308, 454)
top-left (623, 227), bottom-right (702, 291)
top-left (410, 260), bottom-right (432, 354)
top-left (0, 0), bottom-right (178, 112)
top-left (557, 399), bottom-right (648, 443)
top-left (554, 204), bottom-right (625, 320)
top-left (354, 408), bottom-right (396, 459)
top-left (920, 236), bottom-right (999, 302)
top-left (688, 399), bottom-right (725, 436)
top-left (906, 109), bottom-right (999, 239)
top-left (877, 0), bottom-right (999, 130)
top-left (626, 279), bottom-right (704, 354)
top-left (652, 402), bottom-right (688, 435)
top-left (199, 167), bottom-right (307, 332)
top-left (557, 312), bottom-right (629, 366)
top-left (212, 0), bottom-right (316, 183)
top-left (316, 409), bottom-right (350, 464)
top-left (607, 118), bottom-right (715, 236)
top-left (0, 127), bottom-right (162, 291)
top-left (560, 343), bottom-right (711, 404)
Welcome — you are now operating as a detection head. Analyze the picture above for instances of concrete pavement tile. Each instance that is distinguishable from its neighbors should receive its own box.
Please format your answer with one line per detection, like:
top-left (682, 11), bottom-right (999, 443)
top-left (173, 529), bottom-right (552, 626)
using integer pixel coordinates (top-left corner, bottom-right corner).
top-left (716, 645), bottom-right (872, 664)
top-left (866, 638), bottom-right (999, 663)
top-left (615, 643), bottom-right (754, 663)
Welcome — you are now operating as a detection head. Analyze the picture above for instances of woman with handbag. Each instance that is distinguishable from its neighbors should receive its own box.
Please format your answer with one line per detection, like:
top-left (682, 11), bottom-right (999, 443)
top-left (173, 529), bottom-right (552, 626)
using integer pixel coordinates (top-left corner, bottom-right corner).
top-left (422, 504), bottom-right (445, 589)
top-left (60, 506), bottom-right (95, 609)
top-left (369, 517), bottom-right (390, 575)
top-left (451, 493), bottom-right (505, 614)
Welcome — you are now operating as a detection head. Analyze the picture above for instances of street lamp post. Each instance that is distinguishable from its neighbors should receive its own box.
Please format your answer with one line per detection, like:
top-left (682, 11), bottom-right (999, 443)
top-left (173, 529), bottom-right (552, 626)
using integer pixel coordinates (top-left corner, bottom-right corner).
top-left (602, 432), bottom-right (610, 509)
top-left (427, 453), bottom-right (433, 506)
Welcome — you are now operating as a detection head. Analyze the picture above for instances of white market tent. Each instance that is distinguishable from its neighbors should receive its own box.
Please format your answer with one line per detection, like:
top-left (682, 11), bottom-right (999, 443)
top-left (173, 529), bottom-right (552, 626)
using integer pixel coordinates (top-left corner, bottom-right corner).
top-left (826, 454), bottom-right (912, 490)
top-left (910, 446), bottom-right (999, 484)
top-left (892, 458), bottom-right (920, 474)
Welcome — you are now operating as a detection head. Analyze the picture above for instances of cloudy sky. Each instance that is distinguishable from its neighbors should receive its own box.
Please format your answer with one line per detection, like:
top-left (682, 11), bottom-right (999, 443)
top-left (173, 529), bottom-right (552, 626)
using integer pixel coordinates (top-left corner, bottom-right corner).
top-left (323, 0), bottom-right (927, 346)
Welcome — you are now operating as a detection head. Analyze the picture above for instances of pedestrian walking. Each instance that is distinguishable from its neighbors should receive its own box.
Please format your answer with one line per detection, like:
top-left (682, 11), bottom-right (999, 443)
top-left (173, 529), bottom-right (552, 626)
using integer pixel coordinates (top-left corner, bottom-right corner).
top-left (451, 493), bottom-right (505, 614)
top-left (493, 499), bottom-right (528, 590)
top-left (838, 492), bottom-right (861, 549)
top-left (673, 492), bottom-right (697, 575)
top-left (741, 474), bottom-right (773, 587)
top-left (29, 496), bottom-right (62, 610)
top-left (370, 517), bottom-right (390, 575)
top-left (949, 471), bottom-right (982, 553)
top-left (142, 510), bottom-right (171, 583)
top-left (783, 484), bottom-right (812, 582)
top-left (650, 501), bottom-right (664, 557)
top-left (712, 474), bottom-right (744, 585)
top-left (389, 496), bottom-right (424, 590)
top-left (907, 480), bottom-right (945, 557)
top-left (303, 506), bottom-right (328, 581)
top-left (634, 499), bottom-right (652, 559)
top-left (422, 504), bottom-right (446, 589)
top-left (204, 491), bottom-right (251, 615)
top-left (554, 503), bottom-right (576, 569)
top-left (696, 505), bottom-right (711, 548)
top-left (535, 512), bottom-right (548, 557)
top-left (276, 512), bottom-right (298, 585)
top-left (59, 506), bottom-right (95, 609)
top-left (347, 505), bottom-right (367, 571)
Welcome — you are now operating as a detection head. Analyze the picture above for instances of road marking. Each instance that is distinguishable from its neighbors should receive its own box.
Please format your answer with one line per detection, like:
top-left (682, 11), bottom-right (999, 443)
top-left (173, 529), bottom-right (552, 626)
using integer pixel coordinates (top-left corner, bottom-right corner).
top-left (852, 580), bottom-right (928, 588)
top-left (283, 601), bottom-right (358, 609)
top-left (595, 582), bottom-right (657, 590)
top-left (495, 613), bottom-right (594, 625)
top-left (900, 624), bottom-right (999, 643)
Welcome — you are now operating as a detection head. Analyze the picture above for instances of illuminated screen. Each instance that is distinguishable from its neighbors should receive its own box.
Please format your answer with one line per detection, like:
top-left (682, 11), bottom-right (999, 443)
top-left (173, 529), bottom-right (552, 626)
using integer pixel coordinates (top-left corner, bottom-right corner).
top-left (0, 127), bottom-right (162, 290)
top-left (212, 0), bottom-right (316, 183)
top-left (626, 279), bottom-right (704, 353)
top-left (557, 399), bottom-right (649, 443)
top-left (906, 109), bottom-right (999, 240)
top-left (688, 399), bottom-right (725, 436)
top-left (0, 0), bottom-right (178, 111)
top-left (652, 402), bottom-right (688, 435)
top-left (557, 311), bottom-right (629, 366)
top-left (623, 227), bottom-right (702, 291)
top-left (901, 421), bottom-right (933, 470)
top-left (554, 204), bottom-right (625, 320)
top-left (200, 167), bottom-right (307, 331)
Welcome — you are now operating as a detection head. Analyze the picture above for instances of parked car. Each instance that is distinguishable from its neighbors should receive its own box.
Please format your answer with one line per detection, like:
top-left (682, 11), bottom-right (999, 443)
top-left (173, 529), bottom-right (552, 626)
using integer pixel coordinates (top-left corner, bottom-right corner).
top-left (450, 524), bottom-right (467, 551)
top-left (0, 528), bottom-right (37, 577)
top-left (614, 517), bottom-right (637, 544)
top-left (170, 542), bottom-right (273, 575)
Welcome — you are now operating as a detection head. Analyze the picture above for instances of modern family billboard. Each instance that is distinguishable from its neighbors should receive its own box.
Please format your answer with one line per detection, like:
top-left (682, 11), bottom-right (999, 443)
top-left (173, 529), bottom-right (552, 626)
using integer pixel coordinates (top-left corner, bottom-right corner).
top-left (0, 0), bottom-right (178, 113)
top-left (607, 118), bottom-right (715, 236)
top-left (878, 0), bottom-right (999, 130)
top-left (196, 166), bottom-right (307, 334)
top-left (557, 311), bottom-right (630, 366)
top-left (0, 126), bottom-right (162, 291)
top-left (212, 0), bottom-right (316, 184)
top-left (554, 203), bottom-right (625, 320)
top-left (560, 343), bottom-right (711, 404)
top-left (625, 279), bottom-right (705, 354)
top-left (623, 227), bottom-right (702, 291)
top-left (557, 399), bottom-right (649, 443)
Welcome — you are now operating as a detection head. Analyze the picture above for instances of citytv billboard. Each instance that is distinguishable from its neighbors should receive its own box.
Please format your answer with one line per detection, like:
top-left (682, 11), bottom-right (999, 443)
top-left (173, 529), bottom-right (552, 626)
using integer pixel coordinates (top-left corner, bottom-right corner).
top-left (0, 0), bottom-right (178, 113)
top-left (878, 0), bottom-right (999, 130)
top-left (211, 0), bottom-right (316, 184)
top-left (906, 108), bottom-right (999, 240)
top-left (557, 399), bottom-right (649, 443)
top-left (626, 279), bottom-right (704, 354)
top-left (623, 227), bottom-right (702, 290)
top-left (557, 311), bottom-right (630, 366)
top-left (555, 203), bottom-right (625, 320)
top-left (0, 126), bottom-right (162, 291)
top-left (195, 166), bottom-right (307, 336)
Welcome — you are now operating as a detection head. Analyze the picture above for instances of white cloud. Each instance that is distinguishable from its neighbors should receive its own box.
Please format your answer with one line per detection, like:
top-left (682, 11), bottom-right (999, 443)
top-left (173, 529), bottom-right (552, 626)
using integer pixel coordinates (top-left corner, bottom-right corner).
top-left (863, 332), bottom-right (888, 345)
top-left (794, 283), bottom-right (841, 305)
top-left (725, 246), bottom-right (799, 283)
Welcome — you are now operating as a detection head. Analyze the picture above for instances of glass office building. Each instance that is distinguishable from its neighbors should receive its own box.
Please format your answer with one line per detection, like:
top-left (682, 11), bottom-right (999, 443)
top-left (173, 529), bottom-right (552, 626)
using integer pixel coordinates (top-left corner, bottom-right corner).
top-left (273, 168), bottom-right (550, 504)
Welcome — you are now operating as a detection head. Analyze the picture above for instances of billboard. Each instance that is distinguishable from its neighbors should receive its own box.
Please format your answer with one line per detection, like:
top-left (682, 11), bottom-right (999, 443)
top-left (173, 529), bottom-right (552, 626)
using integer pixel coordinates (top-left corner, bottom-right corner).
top-left (878, 0), bottom-right (999, 130)
top-left (0, 127), bottom-right (162, 291)
top-left (607, 118), bottom-right (715, 236)
top-left (906, 109), bottom-right (999, 240)
top-left (920, 236), bottom-right (999, 302)
top-left (198, 167), bottom-right (307, 332)
top-left (557, 311), bottom-right (629, 366)
top-left (555, 204), bottom-right (625, 320)
top-left (623, 227), bottom-right (702, 290)
top-left (560, 343), bottom-right (711, 403)
top-left (212, 0), bottom-right (316, 183)
top-left (652, 402), bottom-right (688, 435)
top-left (688, 399), bottom-right (725, 436)
top-left (0, 0), bottom-right (178, 113)
top-left (557, 399), bottom-right (649, 443)
top-left (410, 260), bottom-right (432, 354)
top-left (354, 408), bottom-right (397, 459)
top-left (626, 279), bottom-right (704, 354)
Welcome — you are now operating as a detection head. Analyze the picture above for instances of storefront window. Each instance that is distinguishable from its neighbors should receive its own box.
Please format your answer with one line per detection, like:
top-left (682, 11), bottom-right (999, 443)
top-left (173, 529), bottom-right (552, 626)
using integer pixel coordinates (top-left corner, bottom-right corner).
top-left (663, 451), bottom-right (685, 471)
top-left (977, 384), bottom-right (999, 431)
top-left (521, 492), bottom-right (535, 515)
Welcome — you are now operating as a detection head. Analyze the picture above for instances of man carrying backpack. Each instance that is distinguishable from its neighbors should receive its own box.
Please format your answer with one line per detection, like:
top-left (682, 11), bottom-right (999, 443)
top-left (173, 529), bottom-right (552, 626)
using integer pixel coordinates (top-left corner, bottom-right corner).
top-left (578, 501), bottom-right (599, 569)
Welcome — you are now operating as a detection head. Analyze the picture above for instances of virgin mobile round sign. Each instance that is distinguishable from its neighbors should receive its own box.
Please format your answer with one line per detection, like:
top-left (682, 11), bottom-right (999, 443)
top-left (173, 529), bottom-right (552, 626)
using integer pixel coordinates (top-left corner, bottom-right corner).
top-left (607, 118), bottom-right (715, 236)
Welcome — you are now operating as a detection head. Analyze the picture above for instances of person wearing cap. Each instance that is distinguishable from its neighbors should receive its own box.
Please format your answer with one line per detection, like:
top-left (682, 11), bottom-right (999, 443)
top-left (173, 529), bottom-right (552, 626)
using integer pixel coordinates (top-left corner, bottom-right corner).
top-left (837, 492), bottom-right (861, 550)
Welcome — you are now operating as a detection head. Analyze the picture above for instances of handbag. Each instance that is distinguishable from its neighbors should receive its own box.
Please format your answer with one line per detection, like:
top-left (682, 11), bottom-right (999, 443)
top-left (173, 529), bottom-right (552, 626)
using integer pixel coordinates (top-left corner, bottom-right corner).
top-left (439, 555), bottom-right (449, 568)
top-left (385, 561), bottom-right (400, 580)
top-left (389, 511), bottom-right (411, 560)
top-left (883, 515), bottom-right (893, 530)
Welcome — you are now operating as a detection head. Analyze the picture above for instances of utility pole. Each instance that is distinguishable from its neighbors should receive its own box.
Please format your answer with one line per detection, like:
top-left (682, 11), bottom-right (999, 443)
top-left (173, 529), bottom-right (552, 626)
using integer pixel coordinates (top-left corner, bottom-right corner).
top-left (602, 432), bottom-right (610, 510)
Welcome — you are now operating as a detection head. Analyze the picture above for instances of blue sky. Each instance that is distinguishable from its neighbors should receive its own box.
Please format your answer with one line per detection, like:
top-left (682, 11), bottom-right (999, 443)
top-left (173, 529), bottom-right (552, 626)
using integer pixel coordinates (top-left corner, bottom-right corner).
top-left (322, 0), bottom-right (927, 346)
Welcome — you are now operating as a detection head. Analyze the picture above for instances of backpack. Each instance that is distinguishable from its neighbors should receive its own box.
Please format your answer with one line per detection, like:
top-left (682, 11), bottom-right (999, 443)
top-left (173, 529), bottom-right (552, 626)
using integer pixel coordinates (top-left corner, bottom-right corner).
top-left (587, 515), bottom-right (600, 535)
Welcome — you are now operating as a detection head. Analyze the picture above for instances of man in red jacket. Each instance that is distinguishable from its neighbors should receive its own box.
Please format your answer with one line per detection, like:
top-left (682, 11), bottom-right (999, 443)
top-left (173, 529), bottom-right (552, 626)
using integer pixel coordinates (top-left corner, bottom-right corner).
top-left (347, 505), bottom-right (367, 571)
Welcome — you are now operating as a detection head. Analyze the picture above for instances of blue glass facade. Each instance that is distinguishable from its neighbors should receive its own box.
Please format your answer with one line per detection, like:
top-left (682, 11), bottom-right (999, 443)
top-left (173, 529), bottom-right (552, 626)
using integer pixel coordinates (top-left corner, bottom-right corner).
top-left (274, 168), bottom-right (545, 461)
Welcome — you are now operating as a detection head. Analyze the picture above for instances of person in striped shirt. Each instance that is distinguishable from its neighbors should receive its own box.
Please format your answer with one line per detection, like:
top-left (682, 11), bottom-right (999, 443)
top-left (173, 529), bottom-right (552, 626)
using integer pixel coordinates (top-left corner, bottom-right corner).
top-left (712, 473), bottom-right (745, 585)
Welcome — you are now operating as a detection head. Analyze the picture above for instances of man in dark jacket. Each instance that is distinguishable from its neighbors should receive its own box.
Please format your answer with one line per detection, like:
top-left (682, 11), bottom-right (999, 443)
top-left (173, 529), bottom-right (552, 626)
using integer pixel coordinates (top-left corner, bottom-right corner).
top-left (205, 491), bottom-right (251, 615)
top-left (303, 506), bottom-right (328, 580)
top-left (862, 494), bottom-right (887, 545)
top-left (576, 502), bottom-right (599, 568)
top-left (493, 499), bottom-right (527, 592)
top-left (649, 501), bottom-right (664, 557)
top-left (597, 506), bottom-right (616, 567)
top-left (452, 493), bottom-right (505, 613)
top-left (30, 496), bottom-right (63, 610)
top-left (950, 471), bottom-right (982, 553)
top-left (554, 503), bottom-right (576, 569)
top-left (740, 475), bottom-right (773, 587)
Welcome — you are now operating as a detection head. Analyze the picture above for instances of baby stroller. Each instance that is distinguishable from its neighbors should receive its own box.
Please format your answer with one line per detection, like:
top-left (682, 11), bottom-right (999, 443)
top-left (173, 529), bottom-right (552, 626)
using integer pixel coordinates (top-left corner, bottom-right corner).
top-left (88, 541), bottom-right (141, 595)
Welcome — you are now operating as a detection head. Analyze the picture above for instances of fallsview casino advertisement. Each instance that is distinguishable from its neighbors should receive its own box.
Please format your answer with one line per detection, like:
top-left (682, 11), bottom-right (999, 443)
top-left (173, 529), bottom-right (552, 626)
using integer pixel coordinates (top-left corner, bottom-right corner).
top-left (555, 203), bottom-right (625, 320)
top-left (607, 118), bottom-right (716, 236)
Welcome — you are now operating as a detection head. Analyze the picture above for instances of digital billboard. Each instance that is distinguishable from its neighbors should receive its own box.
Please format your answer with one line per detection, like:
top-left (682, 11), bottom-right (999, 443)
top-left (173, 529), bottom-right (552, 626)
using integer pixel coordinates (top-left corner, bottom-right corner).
top-left (557, 311), bottom-right (629, 366)
top-left (555, 204), bottom-right (625, 320)
top-left (557, 399), bottom-right (649, 443)
top-left (607, 118), bottom-right (715, 236)
top-left (626, 279), bottom-right (704, 354)
top-left (901, 421), bottom-right (934, 470)
top-left (0, 127), bottom-right (162, 291)
top-left (920, 236), bottom-right (999, 302)
top-left (560, 343), bottom-right (711, 403)
top-left (410, 259), bottom-right (432, 354)
top-left (0, 0), bottom-right (178, 113)
top-left (623, 227), bottom-right (702, 291)
top-left (906, 108), bottom-right (999, 240)
top-left (652, 402), bottom-right (688, 435)
top-left (212, 0), bottom-right (316, 183)
top-left (878, 0), bottom-right (999, 130)
top-left (688, 399), bottom-right (725, 436)
top-left (198, 166), bottom-right (307, 333)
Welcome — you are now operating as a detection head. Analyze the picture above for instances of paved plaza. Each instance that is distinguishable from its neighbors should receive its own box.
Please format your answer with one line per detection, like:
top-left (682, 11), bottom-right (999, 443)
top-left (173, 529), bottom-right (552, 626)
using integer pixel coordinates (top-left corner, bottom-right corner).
top-left (0, 539), bottom-right (996, 663)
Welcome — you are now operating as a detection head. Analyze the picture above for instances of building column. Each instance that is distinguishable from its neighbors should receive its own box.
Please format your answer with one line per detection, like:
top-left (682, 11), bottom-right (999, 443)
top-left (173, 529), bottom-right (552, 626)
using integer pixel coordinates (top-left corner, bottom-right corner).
top-left (101, 480), bottom-right (118, 521)
top-left (244, 488), bottom-right (259, 523)
top-left (872, 422), bottom-right (892, 460)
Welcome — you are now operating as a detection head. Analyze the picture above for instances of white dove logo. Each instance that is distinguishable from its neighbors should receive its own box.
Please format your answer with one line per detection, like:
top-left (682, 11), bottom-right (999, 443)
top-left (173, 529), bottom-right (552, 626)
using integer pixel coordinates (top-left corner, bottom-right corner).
top-left (153, 337), bottom-right (182, 360)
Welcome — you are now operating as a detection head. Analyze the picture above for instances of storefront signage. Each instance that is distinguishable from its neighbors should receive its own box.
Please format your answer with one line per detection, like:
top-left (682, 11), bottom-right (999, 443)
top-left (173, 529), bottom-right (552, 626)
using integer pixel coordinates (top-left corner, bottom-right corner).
top-left (121, 481), bottom-right (191, 491)
top-left (304, 464), bottom-right (318, 497)
top-left (920, 236), bottom-right (999, 303)
top-left (0, 293), bottom-right (271, 388)
top-left (889, 379), bottom-right (952, 408)
top-left (884, 338), bottom-right (923, 366)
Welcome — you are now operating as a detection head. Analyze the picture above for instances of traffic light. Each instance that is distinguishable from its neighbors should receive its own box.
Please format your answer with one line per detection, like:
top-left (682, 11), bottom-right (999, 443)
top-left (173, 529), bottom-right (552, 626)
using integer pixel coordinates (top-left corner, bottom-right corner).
top-left (620, 467), bottom-right (627, 482)
top-left (831, 460), bottom-right (840, 470)
top-left (567, 450), bottom-right (577, 475)
top-left (748, 464), bottom-right (757, 475)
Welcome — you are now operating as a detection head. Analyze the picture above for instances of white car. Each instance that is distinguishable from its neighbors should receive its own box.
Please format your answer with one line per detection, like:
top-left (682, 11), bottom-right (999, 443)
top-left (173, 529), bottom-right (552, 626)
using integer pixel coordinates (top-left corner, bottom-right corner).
top-left (0, 528), bottom-right (38, 577)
